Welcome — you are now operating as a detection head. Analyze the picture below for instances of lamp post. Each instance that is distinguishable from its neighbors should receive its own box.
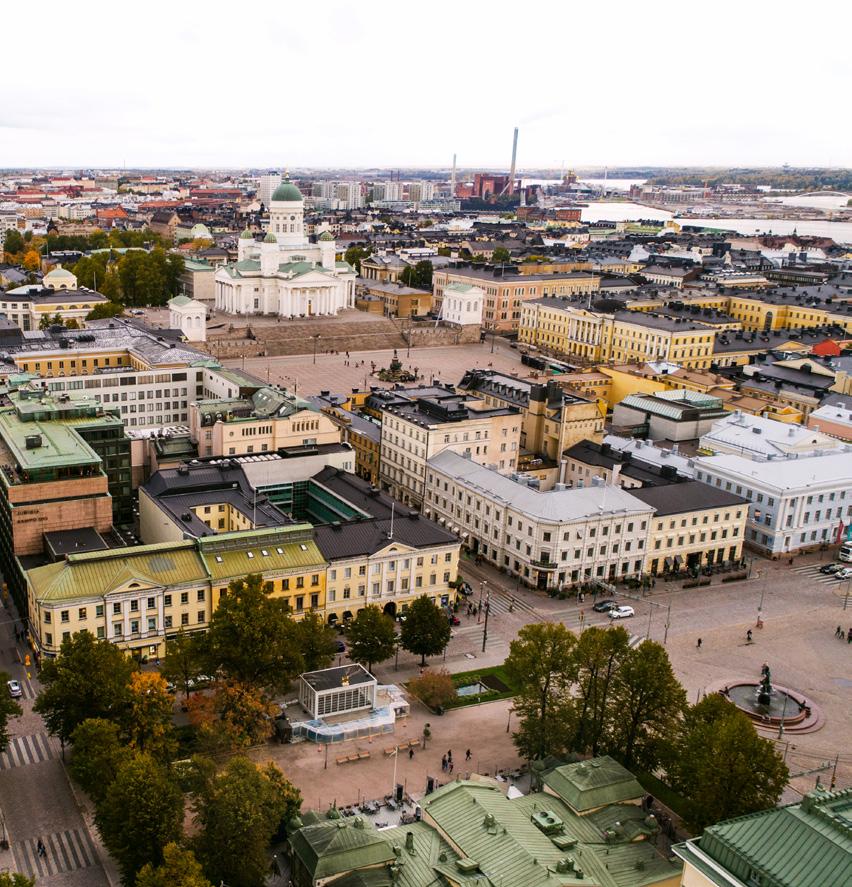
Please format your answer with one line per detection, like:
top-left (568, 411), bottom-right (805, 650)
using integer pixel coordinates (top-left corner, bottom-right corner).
top-left (477, 580), bottom-right (487, 623)
top-left (312, 334), bottom-right (321, 364)
top-left (481, 593), bottom-right (491, 653)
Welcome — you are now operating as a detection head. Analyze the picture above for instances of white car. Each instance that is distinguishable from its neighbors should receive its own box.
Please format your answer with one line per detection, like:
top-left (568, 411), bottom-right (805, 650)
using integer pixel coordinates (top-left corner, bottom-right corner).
top-left (608, 605), bottom-right (635, 620)
top-left (7, 680), bottom-right (22, 699)
top-left (835, 567), bottom-right (852, 581)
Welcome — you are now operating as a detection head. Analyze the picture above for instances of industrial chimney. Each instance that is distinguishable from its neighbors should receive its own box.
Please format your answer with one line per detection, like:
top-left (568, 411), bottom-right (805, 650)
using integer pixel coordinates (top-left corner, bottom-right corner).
top-left (508, 127), bottom-right (519, 196)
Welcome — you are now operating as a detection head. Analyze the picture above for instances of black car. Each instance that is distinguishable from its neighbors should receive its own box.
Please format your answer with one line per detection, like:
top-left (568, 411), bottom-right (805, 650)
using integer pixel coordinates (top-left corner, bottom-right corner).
top-left (819, 563), bottom-right (842, 575)
top-left (592, 599), bottom-right (618, 613)
top-left (335, 640), bottom-right (346, 653)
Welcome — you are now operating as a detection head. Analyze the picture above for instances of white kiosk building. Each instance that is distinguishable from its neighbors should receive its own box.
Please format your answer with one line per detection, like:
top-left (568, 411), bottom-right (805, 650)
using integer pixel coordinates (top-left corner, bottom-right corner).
top-left (168, 295), bottom-right (207, 342)
top-left (214, 174), bottom-right (356, 318)
top-left (441, 282), bottom-right (484, 327)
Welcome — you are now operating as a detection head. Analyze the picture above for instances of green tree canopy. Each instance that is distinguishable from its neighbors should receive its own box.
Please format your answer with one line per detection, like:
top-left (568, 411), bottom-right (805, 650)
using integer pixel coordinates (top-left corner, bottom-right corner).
top-left (345, 605), bottom-right (397, 673)
top-left (505, 622), bottom-right (577, 760)
top-left (343, 245), bottom-right (371, 272)
top-left (399, 595), bottom-right (451, 666)
top-left (204, 574), bottom-right (303, 693)
top-left (491, 247), bottom-right (512, 263)
top-left (668, 694), bottom-right (789, 831)
top-left (96, 752), bottom-right (184, 884)
top-left (136, 843), bottom-right (213, 887)
top-left (295, 610), bottom-right (338, 673)
top-left (161, 628), bottom-right (208, 697)
top-left (69, 718), bottom-right (132, 802)
top-left (34, 632), bottom-right (137, 746)
top-left (399, 260), bottom-right (433, 290)
top-left (0, 873), bottom-right (36, 887)
top-left (3, 229), bottom-right (25, 257)
top-left (193, 757), bottom-right (301, 887)
top-left (0, 670), bottom-right (22, 753)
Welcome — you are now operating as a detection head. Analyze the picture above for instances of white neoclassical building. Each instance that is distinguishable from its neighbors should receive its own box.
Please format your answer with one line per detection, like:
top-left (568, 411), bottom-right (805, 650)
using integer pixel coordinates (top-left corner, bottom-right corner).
top-left (214, 175), bottom-right (356, 317)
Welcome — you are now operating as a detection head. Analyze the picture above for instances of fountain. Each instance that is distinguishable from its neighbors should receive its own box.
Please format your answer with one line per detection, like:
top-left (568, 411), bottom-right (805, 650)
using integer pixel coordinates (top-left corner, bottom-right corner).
top-left (376, 350), bottom-right (416, 383)
top-left (719, 663), bottom-right (816, 730)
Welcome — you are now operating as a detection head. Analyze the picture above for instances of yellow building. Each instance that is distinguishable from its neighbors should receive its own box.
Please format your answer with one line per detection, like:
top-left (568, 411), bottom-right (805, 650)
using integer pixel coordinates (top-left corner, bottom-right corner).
top-left (631, 483), bottom-right (748, 575)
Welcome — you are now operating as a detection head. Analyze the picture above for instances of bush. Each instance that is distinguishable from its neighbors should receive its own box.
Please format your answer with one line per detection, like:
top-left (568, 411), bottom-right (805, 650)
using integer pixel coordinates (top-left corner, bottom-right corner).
top-left (407, 669), bottom-right (457, 710)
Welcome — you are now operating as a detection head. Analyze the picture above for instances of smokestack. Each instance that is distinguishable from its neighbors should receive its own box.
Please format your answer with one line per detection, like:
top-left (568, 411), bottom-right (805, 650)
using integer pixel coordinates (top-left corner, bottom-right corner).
top-left (508, 127), bottom-right (519, 195)
top-left (451, 153), bottom-right (457, 197)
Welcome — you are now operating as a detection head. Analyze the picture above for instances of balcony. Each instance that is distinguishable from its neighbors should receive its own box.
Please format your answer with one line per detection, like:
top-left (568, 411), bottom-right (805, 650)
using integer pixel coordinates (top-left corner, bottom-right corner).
top-left (530, 558), bottom-right (558, 572)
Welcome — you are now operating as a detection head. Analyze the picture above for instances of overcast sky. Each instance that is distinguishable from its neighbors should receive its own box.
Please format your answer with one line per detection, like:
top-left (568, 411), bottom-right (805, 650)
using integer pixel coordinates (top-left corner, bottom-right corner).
top-left (3, 0), bottom-right (850, 170)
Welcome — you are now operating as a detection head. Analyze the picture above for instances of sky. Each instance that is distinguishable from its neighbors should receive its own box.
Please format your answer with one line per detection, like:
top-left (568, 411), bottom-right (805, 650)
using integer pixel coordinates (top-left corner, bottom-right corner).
top-left (2, 0), bottom-right (850, 170)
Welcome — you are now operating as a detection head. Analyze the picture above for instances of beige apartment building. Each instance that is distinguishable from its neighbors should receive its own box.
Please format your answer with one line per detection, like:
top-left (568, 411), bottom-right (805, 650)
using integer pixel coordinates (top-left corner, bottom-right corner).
top-left (372, 388), bottom-right (521, 507)
top-left (432, 267), bottom-right (600, 333)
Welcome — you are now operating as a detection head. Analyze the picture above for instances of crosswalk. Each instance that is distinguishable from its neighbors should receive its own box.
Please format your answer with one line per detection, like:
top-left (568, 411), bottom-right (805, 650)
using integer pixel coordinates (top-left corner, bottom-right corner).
top-left (12, 828), bottom-right (99, 880)
top-left (791, 564), bottom-right (851, 585)
top-left (0, 733), bottom-right (62, 770)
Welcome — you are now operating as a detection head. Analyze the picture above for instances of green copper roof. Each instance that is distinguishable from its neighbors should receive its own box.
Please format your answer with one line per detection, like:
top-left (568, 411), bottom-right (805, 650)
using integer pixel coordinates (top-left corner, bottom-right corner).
top-left (0, 408), bottom-right (102, 475)
top-left (318, 231), bottom-right (335, 241)
top-left (263, 231), bottom-right (278, 243)
top-left (674, 787), bottom-right (852, 887)
top-left (540, 755), bottom-right (644, 813)
top-left (272, 178), bottom-right (302, 202)
top-left (289, 818), bottom-right (394, 882)
top-left (240, 228), bottom-right (254, 240)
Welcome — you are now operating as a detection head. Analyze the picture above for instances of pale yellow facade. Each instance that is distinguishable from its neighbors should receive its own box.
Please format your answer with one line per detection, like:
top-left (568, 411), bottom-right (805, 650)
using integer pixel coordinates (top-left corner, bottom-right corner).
top-left (645, 504), bottom-right (746, 575)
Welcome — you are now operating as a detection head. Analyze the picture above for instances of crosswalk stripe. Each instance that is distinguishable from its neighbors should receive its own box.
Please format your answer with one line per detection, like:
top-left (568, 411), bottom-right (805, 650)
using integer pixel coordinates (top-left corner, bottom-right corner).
top-left (12, 828), bottom-right (96, 878)
top-left (0, 733), bottom-right (60, 770)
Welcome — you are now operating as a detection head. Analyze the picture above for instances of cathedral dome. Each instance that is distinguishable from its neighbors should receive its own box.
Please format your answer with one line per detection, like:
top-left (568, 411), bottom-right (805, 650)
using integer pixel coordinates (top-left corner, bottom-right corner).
top-left (263, 231), bottom-right (277, 243)
top-left (239, 228), bottom-right (254, 240)
top-left (318, 231), bottom-right (335, 241)
top-left (271, 177), bottom-right (302, 202)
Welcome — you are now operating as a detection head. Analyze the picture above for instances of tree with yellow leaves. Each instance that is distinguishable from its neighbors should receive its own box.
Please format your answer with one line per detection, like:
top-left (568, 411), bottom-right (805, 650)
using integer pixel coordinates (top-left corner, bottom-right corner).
top-left (126, 671), bottom-right (177, 760)
top-left (22, 249), bottom-right (41, 272)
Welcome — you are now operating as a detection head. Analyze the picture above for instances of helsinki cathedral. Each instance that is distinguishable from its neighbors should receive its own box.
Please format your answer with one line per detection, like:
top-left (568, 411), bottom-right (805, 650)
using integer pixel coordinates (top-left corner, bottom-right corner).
top-left (214, 174), bottom-right (356, 317)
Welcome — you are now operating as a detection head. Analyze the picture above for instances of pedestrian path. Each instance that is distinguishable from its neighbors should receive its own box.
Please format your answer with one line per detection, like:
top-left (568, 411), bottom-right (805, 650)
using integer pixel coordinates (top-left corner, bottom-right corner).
top-left (791, 564), bottom-right (849, 585)
top-left (12, 828), bottom-right (99, 880)
top-left (0, 733), bottom-right (61, 770)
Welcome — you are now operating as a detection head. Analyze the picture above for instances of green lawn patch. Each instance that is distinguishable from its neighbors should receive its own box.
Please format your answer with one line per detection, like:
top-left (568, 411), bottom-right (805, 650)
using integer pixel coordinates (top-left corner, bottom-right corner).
top-left (634, 768), bottom-right (690, 820)
top-left (442, 664), bottom-right (519, 710)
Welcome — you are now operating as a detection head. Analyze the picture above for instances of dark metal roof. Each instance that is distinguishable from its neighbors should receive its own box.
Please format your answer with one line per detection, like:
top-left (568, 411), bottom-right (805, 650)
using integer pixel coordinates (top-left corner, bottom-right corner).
top-left (314, 516), bottom-right (456, 561)
top-left (631, 481), bottom-right (747, 516)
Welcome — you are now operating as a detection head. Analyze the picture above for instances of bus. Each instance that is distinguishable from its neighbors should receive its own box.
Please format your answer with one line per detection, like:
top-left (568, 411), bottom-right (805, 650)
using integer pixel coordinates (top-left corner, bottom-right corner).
top-left (839, 542), bottom-right (852, 563)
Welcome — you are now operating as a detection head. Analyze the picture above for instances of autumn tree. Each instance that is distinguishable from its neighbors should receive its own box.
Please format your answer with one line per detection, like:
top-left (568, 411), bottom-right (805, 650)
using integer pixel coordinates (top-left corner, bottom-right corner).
top-left (135, 843), bottom-right (213, 887)
top-left (126, 671), bottom-right (176, 760)
top-left (400, 595), bottom-right (451, 666)
top-left (345, 605), bottom-right (397, 673)
top-left (69, 718), bottom-right (131, 802)
top-left (0, 873), bottom-right (36, 887)
top-left (204, 574), bottom-right (304, 693)
top-left (96, 752), bottom-right (184, 884)
top-left (187, 680), bottom-right (275, 752)
top-left (22, 250), bottom-right (41, 271)
top-left (193, 757), bottom-right (301, 887)
top-left (505, 622), bottom-right (577, 760)
top-left (35, 632), bottom-right (136, 747)
top-left (668, 694), bottom-right (789, 831)
top-left (295, 610), bottom-right (337, 672)
top-left (407, 669), bottom-right (456, 710)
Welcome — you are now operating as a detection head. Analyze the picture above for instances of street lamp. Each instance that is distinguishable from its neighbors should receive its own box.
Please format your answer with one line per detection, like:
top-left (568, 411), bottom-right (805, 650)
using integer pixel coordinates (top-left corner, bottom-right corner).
top-left (481, 593), bottom-right (491, 653)
top-left (478, 581), bottom-right (487, 623)
top-left (312, 334), bottom-right (321, 364)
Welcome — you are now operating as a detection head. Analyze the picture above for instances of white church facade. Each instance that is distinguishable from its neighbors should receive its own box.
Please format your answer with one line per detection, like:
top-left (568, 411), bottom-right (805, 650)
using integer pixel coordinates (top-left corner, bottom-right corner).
top-left (214, 175), bottom-right (356, 317)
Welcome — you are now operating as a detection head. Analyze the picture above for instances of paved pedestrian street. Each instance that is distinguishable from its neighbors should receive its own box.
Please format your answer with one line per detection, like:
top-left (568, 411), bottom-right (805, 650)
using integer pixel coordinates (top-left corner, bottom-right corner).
top-left (12, 829), bottom-right (100, 881)
top-left (0, 733), bottom-right (62, 770)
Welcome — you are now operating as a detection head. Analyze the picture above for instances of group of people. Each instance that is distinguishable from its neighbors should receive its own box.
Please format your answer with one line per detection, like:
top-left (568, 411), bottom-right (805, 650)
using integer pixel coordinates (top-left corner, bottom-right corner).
top-left (834, 626), bottom-right (852, 643)
top-left (440, 749), bottom-right (473, 774)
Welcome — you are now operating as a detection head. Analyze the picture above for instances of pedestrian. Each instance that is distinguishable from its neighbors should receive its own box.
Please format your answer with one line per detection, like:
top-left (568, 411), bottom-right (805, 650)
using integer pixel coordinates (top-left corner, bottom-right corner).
top-left (441, 755), bottom-right (447, 771)
top-left (37, 838), bottom-right (46, 858)
top-left (409, 747), bottom-right (414, 760)
top-left (836, 625), bottom-right (843, 639)
top-left (447, 750), bottom-right (452, 763)
top-left (696, 637), bottom-right (702, 649)
top-left (465, 748), bottom-right (471, 761)
top-left (448, 760), bottom-right (454, 774)
top-left (848, 628), bottom-right (852, 644)
top-left (746, 629), bottom-right (752, 643)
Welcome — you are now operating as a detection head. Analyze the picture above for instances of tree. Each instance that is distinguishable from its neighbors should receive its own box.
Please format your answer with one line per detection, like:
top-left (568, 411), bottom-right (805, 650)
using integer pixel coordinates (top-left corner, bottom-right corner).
top-left (668, 694), bottom-right (788, 831)
top-left (161, 628), bottom-right (207, 697)
top-left (69, 718), bottom-right (131, 802)
top-left (96, 752), bottom-right (184, 884)
top-left (136, 843), bottom-right (213, 887)
top-left (568, 626), bottom-right (631, 757)
top-left (204, 574), bottom-right (304, 693)
top-left (0, 873), bottom-right (36, 887)
top-left (193, 757), bottom-right (301, 887)
top-left (400, 595), bottom-right (451, 666)
top-left (343, 245), bottom-right (371, 272)
top-left (35, 632), bottom-right (136, 747)
top-left (607, 640), bottom-right (686, 771)
top-left (126, 671), bottom-right (176, 760)
top-left (407, 669), bottom-right (456, 710)
top-left (3, 228), bottom-right (25, 257)
top-left (295, 610), bottom-right (337, 672)
top-left (87, 300), bottom-right (124, 320)
top-left (345, 605), bottom-right (397, 673)
top-left (491, 247), bottom-right (512, 264)
top-left (187, 680), bottom-right (275, 752)
top-left (22, 250), bottom-right (41, 272)
top-left (505, 622), bottom-right (576, 760)
top-left (0, 671), bottom-right (22, 753)
top-left (399, 260), bottom-right (433, 290)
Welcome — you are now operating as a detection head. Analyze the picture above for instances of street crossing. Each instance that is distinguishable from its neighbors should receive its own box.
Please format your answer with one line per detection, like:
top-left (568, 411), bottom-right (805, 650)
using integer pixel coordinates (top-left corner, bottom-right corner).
top-left (0, 733), bottom-right (62, 770)
top-left (791, 564), bottom-right (851, 585)
top-left (12, 828), bottom-right (99, 880)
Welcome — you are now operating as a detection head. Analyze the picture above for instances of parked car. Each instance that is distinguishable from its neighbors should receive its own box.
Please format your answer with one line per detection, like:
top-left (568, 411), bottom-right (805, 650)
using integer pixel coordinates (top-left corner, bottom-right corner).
top-left (335, 640), bottom-right (346, 653)
top-left (592, 599), bottom-right (618, 613)
top-left (7, 680), bottom-right (22, 699)
top-left (819, 563), bottom-right (842, 574)
top-left (457, 582), bottom-right (473, 597)
top-left (835, 567), bottom-right (852, 581)
top-left (608, 605), bottom-right (635, 620)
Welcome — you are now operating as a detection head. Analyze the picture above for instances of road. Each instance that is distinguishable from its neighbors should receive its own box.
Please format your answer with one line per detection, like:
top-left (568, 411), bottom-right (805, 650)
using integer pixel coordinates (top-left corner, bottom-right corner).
top-left (0, 598), bottom-right (110, 887)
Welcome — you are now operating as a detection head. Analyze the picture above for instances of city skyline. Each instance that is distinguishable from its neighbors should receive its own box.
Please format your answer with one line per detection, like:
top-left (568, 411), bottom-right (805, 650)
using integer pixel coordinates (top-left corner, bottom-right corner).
top-left (3, 0), bottom-right (850, 169)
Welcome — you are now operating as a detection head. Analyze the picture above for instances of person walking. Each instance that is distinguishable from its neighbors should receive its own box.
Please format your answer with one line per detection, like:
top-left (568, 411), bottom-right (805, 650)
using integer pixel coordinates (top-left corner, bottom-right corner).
top-left (696, 638), bottom-right (702, 649)
top-left (448, 760), bottom-right (454, 774)
top-left (746, 629), bottom-right (753, 643)
top-left (441, 755), bottom-right (447, 772)
top-left (465, 749), bottom-right (472, 761)
top-left (836, 625), bottom-right (843, 639)
top-left (409, 747), bottom-right (414, 760)
top-left (37, 838), bottom-right (46, 858)
top-left (447, 750), bottom-right (453, 766)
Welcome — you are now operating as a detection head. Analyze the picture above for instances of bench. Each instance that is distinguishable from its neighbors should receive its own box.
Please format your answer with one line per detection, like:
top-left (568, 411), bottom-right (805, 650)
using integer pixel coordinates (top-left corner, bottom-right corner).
top-left (358, 751), bottom-right (371, 760)
top-left (336, 756), bottom-right (349, 765)
top-left (348, 754), bottom-right (360, 763)
top-left (385, 746), bottom-right (397, 757)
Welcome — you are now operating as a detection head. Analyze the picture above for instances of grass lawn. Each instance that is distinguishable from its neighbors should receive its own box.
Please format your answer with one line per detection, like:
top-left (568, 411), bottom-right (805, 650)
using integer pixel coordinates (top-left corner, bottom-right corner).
top-left (443, 663), bottom-right (519, 710)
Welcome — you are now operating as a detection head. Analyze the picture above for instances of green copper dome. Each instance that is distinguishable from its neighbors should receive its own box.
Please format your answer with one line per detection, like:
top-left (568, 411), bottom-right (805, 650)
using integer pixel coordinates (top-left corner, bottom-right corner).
top-left (263, 231), bottom-right (277, 243)
top-left (318, 231), bottom-right (334, 241)
top-left (239, 228), bottom-right (253, 240)
top-left (271, 176), bottom-right (302, 202)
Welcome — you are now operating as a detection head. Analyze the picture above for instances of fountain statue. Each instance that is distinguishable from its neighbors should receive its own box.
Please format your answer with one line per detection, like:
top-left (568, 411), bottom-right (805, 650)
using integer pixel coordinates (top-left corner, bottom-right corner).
top-left (757, 665), bottom-right (773, 707)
